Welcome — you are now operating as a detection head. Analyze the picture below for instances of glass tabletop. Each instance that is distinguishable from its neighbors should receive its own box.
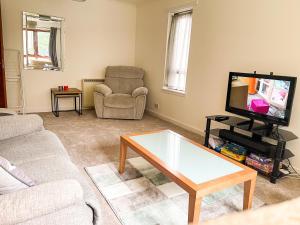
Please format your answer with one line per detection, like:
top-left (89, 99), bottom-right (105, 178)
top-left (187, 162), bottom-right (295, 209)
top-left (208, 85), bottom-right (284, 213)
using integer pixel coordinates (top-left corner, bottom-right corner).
top-left (130, 130), bottom-right (244, 184)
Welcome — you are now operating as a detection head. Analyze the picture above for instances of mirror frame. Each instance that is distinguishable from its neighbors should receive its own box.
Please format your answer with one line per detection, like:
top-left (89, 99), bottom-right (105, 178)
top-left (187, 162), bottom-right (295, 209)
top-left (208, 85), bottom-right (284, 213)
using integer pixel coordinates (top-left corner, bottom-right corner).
top-left (22, 11), bottom-right (64, 71)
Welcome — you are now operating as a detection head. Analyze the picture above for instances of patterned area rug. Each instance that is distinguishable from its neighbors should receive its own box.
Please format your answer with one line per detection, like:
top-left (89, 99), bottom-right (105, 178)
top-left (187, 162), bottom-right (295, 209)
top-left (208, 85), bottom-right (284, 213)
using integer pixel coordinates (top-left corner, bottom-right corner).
top-left (85, 157), bottom-right (264, 225)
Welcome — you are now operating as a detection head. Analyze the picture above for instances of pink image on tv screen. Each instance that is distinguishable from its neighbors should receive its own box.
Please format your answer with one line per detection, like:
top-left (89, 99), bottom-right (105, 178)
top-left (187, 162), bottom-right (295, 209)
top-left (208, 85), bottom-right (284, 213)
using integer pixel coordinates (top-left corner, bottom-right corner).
top-left (251, 99), bottom-right (270, 114)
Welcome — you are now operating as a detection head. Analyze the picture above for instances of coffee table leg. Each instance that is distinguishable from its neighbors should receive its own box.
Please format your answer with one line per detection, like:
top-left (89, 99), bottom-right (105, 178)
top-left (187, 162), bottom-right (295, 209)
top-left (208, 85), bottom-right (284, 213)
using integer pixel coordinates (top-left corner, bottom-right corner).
top-left (243, 176), bottom-right (256, 210)
top-left (119, 140), bottom-right (127, 174)
top-left (188, 192), bottom-right (202, 225)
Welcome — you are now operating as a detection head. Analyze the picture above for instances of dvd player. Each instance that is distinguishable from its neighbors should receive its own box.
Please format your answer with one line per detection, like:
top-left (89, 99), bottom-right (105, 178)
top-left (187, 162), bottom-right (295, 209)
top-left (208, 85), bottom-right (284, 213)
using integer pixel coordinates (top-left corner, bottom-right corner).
top-left (219, 129), bottom-right (276, 155)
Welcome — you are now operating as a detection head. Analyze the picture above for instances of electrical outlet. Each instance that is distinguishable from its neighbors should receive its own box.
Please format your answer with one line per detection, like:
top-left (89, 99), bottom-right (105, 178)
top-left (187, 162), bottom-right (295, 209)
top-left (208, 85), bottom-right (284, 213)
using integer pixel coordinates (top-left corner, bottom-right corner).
top-left (154, 103), bottom-right (159, 109)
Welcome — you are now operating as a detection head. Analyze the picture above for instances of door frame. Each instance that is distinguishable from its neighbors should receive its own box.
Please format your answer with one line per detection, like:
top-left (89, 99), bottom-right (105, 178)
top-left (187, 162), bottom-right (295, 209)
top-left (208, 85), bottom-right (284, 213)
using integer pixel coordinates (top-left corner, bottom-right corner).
top-left (0, 2), bottom-right (7, 108)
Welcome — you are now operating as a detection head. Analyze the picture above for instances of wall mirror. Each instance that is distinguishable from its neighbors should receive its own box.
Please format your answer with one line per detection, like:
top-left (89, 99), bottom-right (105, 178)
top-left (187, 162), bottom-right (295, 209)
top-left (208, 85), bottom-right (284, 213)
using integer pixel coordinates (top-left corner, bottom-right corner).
top-left (23, 12), bottom-right (64, 71)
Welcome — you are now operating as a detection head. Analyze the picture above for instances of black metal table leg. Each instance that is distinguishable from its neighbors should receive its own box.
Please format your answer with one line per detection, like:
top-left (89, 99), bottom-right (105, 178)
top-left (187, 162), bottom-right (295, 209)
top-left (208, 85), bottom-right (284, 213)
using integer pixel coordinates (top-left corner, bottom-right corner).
top-left (74, 96), bottom-right (78, 114)
top-left (55, 96), bottom-right (59, 117)
top-left (51, 90), bottom-right (54, 114)
top-left (270, 140), bottom-right (286, 183)
top-left (204, 118), bottom-right (211, 147)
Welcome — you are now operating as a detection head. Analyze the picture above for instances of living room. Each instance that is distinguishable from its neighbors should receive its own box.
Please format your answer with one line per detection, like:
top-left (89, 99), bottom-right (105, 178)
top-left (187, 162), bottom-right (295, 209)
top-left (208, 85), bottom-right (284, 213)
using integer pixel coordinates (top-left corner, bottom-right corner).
top-left (0, 0), bottom-right (300, 225)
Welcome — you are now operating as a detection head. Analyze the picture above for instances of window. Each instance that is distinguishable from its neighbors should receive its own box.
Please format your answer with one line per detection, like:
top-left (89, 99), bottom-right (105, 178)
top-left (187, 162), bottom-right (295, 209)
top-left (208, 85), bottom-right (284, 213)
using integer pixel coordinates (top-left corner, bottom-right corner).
top-left (164, 9), bottom-right (193, 93)
top-left (23, 29), bottom-right (51, 58)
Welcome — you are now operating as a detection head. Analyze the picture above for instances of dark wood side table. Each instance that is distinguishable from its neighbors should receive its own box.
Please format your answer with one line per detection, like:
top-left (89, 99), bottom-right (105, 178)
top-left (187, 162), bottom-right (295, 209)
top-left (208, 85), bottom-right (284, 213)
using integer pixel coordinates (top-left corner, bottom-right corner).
top-left (51, 88), bottom-right (83, 117)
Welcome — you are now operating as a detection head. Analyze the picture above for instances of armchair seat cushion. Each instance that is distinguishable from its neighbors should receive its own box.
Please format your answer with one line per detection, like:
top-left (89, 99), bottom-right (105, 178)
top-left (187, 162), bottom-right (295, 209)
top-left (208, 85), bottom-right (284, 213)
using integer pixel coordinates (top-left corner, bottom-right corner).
top-left (104, 94), bottom-right (135, 109)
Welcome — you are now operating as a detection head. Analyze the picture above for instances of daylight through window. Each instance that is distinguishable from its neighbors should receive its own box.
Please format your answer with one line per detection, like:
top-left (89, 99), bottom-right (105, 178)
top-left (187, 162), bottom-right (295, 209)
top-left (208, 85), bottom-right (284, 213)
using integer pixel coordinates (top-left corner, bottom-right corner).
top-left (164, 9), bottom-right (193, 92)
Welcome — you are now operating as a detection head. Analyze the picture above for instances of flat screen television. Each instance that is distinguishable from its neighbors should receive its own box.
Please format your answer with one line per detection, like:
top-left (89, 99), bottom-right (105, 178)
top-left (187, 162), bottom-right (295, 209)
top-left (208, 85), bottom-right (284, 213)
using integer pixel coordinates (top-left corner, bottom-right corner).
top-left (226, 72), bottom-right (297, 126)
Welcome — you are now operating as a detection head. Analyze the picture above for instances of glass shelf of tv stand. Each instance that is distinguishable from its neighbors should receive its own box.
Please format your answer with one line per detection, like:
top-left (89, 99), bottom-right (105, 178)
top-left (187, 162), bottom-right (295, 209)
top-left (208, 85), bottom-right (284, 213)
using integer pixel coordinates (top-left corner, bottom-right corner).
top-left (206, 115), bottom-right (298, 142)
top-left (208, 128), bottom-right (295, 159)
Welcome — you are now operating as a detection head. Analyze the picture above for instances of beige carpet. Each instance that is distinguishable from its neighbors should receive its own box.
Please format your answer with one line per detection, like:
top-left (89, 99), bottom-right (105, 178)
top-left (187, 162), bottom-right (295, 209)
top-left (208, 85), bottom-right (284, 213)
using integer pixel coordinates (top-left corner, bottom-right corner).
top-left (39, 110), bottom-right (300, 225)
top-left (86, 157), bottom-right (264, 225)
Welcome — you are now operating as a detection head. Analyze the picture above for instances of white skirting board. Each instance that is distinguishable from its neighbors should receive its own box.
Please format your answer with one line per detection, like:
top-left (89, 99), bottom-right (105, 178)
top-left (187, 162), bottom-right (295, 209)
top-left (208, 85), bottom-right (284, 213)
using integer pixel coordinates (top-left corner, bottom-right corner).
top-left (146, 109), bottom-right (203, 136)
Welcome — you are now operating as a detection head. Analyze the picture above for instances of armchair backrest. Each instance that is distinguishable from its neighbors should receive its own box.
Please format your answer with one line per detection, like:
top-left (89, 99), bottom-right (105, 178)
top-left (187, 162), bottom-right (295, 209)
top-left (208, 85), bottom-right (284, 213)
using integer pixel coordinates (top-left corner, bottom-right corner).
top-left (104, 66), bottom-right (145, 94)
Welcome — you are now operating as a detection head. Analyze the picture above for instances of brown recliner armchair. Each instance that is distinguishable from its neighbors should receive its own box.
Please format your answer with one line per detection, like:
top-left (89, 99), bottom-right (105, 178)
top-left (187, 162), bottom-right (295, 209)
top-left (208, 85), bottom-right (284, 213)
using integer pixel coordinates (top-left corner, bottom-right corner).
top-left (94, 66), bottom-right (148, 120)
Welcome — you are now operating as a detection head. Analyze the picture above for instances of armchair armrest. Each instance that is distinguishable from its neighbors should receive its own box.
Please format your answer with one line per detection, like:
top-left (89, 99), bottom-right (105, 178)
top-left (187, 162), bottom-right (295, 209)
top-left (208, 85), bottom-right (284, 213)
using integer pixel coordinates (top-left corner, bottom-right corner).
top-left (132, 87), bottom-right (148, 97)
top-left (0, 179), bottom-right (84, 225)
top-left (95, 84), bottom-right (112, 96)
top-left (0, 114), bottom-right (44, 141)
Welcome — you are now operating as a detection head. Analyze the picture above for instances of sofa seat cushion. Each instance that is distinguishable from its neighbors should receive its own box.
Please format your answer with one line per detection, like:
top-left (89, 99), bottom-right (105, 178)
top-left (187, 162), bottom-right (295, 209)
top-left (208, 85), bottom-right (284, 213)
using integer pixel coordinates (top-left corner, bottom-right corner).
top-left (0, 130), bottom-right (69, 165)
top-left (17, 155), bottom-right (100, 211)
top-left (104, 94), bottom-right (135, 109)
top-left (18, 203), bottom-right (93, 225)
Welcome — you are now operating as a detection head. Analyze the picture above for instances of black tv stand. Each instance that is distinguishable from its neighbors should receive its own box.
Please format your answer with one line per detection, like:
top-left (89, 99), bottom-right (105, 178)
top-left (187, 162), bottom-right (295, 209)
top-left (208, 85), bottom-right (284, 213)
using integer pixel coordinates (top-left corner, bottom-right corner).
top-left (237, 119), bottom-right (253, 126)
top-left (204, 115), bottom-right (298, 184)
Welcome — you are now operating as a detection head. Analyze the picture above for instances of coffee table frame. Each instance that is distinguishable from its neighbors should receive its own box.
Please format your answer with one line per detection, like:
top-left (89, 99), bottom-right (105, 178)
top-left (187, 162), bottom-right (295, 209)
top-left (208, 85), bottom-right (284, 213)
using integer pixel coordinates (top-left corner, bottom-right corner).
top-left (119, 130), bottom-right (257, 225)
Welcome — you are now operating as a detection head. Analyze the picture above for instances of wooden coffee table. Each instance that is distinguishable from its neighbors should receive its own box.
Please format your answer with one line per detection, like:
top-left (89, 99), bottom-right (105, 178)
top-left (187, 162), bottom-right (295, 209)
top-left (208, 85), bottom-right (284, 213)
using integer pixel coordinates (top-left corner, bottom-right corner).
top-left (119, 130), bottom-right (257, 225)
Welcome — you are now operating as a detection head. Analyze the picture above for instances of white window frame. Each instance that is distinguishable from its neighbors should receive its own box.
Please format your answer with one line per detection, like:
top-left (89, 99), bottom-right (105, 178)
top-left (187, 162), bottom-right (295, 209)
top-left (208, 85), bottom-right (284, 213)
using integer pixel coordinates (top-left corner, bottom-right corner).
top-left (162, 7), bottom-right (193, 96)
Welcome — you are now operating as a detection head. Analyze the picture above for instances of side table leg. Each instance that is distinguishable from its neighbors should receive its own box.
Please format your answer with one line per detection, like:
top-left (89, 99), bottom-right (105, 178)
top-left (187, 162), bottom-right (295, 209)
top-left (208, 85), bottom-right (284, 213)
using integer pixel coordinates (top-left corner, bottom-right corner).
top-left (80, 93), bottom-right (83, 115)
top-left (243, 176), bottom-right (256, 210)
top-left (51, 91), bottom-right (54, 114)
top-left (188, 192), bottom-right (202, 225)
top-left (75, 96), bottom-right (77, 114)
top-left (55, 96), bottom-right (59, 117)
top-left (119, 139), bottom-right (127, 174)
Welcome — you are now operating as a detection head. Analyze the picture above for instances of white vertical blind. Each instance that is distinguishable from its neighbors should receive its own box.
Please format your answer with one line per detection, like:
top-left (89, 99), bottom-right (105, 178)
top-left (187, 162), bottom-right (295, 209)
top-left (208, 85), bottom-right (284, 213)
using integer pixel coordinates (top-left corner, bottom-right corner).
top-left (165, 10), bottom-right (192, 92)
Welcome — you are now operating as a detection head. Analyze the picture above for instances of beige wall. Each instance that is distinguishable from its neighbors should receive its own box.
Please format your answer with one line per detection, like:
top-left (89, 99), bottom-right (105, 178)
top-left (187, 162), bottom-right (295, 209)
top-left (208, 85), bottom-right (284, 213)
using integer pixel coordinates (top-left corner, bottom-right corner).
top-left (1, 0), bottom-right (136, 112)
top-left (135, 0), bottom-right (300, 168)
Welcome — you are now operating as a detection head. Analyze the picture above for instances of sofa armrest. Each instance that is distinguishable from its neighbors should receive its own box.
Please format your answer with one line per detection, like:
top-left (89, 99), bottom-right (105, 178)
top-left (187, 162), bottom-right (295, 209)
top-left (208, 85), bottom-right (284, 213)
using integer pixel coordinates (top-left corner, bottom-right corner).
top-left (0, 114), bottom-right (44, 141)
top-left (0, 179), bottom-right (84, 225)
top-left (95, 84), bottom-right (112, 96)
top-left (202, 196), bottom-right (300, 225)
top-left (132, 87), bottom-right (148, 97)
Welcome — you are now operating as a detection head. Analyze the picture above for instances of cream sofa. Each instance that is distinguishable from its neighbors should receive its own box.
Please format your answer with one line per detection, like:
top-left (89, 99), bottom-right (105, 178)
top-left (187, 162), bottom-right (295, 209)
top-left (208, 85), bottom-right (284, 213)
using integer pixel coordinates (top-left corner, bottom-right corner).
top-left (94, 66), bottom-right (148, 120)
top-left (0, 115), bottom-right (101, 225)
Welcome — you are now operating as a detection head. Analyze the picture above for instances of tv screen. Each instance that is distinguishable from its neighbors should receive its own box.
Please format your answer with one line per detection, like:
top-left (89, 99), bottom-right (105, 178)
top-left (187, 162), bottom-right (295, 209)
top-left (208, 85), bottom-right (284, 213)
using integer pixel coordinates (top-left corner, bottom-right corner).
top-left (226, 72), bottom-right (297, 126)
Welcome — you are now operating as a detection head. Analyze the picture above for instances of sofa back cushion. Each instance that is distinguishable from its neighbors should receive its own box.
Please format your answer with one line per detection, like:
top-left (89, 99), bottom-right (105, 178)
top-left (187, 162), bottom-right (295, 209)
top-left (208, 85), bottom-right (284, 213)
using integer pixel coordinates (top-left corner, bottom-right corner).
top-left (105, 66), bottom-right (145, 94)
top-left (0, 114), bottom-right (44, 141)
top-left (0, 156), bottom-right (35, 194)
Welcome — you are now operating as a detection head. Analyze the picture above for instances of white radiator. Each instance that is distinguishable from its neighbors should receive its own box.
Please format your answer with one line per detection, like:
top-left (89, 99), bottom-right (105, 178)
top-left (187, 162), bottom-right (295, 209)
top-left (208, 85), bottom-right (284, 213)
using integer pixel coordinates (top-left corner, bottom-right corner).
top-left (4, 49), bottom-right (24, 113)
top-left (82, 79), bottom-right (104, 109)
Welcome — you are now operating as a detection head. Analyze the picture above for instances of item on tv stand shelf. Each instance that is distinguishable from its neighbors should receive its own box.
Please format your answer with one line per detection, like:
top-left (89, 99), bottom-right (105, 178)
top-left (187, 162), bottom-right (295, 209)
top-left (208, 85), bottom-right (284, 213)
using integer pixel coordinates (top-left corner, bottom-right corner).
top-left (220, 143), bottom-right (247, 162)
top-left (208, 137), bottom-right (224, 151)
top-left (221, 149), bottom-right (246, 162)
top-left (248, 153), bottom-right (272, 164)
top-left (246, 154), bottom-right (274, 175)
top-left (215, 115), bottom-right (229, 122)
top-left (218, 129), bottom-right (274, 153)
